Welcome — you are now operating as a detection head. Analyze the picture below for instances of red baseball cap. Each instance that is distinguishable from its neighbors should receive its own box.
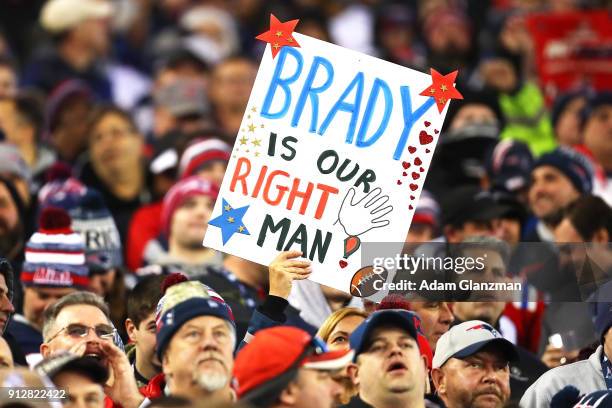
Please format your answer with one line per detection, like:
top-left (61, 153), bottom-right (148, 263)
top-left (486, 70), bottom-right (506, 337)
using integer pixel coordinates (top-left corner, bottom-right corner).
top-left (234, 326), bottom-right (354, 404)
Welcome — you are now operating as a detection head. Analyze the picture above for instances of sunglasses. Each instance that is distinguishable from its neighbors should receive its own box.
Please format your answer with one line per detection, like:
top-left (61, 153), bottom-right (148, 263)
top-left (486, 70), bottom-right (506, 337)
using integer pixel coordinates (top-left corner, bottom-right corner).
top-left (48, 323), bottom-right (116, 342)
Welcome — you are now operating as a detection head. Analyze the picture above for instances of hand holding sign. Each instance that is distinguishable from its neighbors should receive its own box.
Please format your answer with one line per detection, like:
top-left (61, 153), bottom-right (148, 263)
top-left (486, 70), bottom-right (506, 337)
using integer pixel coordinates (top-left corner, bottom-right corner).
top-left (336, 187), bottom-right (393, 237)
top-left (268, 250), bottom-right (312, 299)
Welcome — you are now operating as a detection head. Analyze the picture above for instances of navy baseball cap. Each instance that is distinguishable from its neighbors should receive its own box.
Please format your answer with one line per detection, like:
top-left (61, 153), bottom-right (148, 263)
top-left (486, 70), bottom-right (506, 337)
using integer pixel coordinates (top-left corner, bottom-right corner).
top-left (349, 310), bottom-right (419, 359)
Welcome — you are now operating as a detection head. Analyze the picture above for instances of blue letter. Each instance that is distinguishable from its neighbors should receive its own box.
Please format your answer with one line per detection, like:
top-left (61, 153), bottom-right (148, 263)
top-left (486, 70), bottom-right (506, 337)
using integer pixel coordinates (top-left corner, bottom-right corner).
top-left (355, 78), bottom-right (392, 147)
top-left (291, 56), bottom-right (334, 132)
top-left (318, 72), bottom-right (364, 143)
top-left (393, 86), bottom-right (436, 160)
top-left (261, 47), bottom-right (304, 120)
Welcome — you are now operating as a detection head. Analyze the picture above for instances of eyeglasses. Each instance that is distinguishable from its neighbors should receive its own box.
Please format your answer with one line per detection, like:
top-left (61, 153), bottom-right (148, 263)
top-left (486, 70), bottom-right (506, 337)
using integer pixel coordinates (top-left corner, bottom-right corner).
top-left (48, 323), bottom-right (116, 342)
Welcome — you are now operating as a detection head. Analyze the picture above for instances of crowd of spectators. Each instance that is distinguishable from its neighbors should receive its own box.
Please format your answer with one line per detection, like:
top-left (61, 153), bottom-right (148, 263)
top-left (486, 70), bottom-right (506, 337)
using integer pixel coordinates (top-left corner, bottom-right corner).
top-left (0, 0), bottom-right (611, 407)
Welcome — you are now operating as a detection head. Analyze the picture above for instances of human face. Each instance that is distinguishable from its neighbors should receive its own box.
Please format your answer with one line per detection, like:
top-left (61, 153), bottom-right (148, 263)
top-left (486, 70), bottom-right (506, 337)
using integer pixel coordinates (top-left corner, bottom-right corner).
top-left (163, 315), bottom-right (234, 393)
top-left (196, 161), bottom-right (227, 187)
top-left (409, 302), bottom-right (454, 351)
top-left (291, 368), bottom-right (343, 408)
top-left (555, 97), bottom-right (585, 146)
top-left (127, 313), bottom-right (160, 370)
top-left (0, 274), bottom-right (14, 332)
top-left (0, 336), bottom-right (13, 368)
top-left (170, 195), bottom-right (214, 249)
top-left (0, 66), bottom-right (17, 98)
top-left (88, 269), bottom-right (116, 298)
top-left (355, 326), bottom-right (425, 401)
top-left (210, 59), bottom-right (257, 112)
top-left (434, 349), bottom-right (510, 408)
top-left (406, 223), bottom-right (435, 243)
top-left (554, 218), bottom-right (584, 243)
top-left (583, 105), bottom-right (612, 167)
top-left (460, 248), bottom-right (509, 303)
top-left (89, 113), bottom-right (143, 180)
top-left (41, 304), bottom-right (112, 366)
top-left (450, 105), bottom-right (497, 131)
top-left (529, 166), bottom-right (580, 220)
top-left (326, 315), bottom-right (365, 351)
top-left (493, 218), bottom-right (522, 246)
top-left (23, 287), bottom-right (75, 330)
top-left (0, 100), bottom-right (19, 143)
top-left (52, 95), bottom-right (93, 161)
top-left (54, 371), bottom-right (105, 408)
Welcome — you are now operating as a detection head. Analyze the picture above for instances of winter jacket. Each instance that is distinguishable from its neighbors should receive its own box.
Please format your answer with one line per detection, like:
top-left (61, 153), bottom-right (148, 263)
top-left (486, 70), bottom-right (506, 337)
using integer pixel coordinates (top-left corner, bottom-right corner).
top-left (520, 345), bottom-right (607, 408)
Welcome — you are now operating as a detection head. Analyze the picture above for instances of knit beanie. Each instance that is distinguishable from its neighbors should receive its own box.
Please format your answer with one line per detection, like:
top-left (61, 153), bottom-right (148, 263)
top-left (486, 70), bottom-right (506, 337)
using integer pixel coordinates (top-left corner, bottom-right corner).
top-left (532, 147), bottom-right (594, 194)
top-left (21, 207), bottom-right (89, 289)
top-left (155, 274), bottom-right (235, 360)
top-left (161, 176), bottom-right (219, 237)
top-left (38, 166), bottom-right (122, 272)
top-left (178, 138), bottom-right (231, 179)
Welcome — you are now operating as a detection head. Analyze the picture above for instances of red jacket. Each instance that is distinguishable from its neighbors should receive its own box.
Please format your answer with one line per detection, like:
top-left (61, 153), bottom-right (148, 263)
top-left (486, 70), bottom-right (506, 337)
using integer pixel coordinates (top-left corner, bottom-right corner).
top-left (126, 202), bottom-right (163, 271)
top-left (140, 373), bottom-right (166, 400)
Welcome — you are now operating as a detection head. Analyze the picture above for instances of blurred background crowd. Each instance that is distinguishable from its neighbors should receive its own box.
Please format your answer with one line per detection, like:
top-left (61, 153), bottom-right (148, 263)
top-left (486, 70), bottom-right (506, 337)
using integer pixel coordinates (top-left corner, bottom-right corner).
top-left (0, 0), bottom-right (610, 407)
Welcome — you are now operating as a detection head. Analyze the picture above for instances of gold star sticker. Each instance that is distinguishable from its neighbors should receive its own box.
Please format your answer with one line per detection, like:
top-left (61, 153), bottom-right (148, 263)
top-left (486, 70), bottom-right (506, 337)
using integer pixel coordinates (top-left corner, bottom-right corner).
top-left (251, 106), bottom-right (257, 112)
top-left (239, 135), bottom-right (248, 145)
top-left (287, 37), bottom-right (293, 43)
top-left (275, 31), bottom-right (283, 37)
top-left (438, 97), bottom-right (447, 105)
top-left (224, 204), bottom-right (232, 211)
top-left (429, 88), bottom-right (435, 94)
top-left (251, 138), bottom-right (261, 147)
top-left (440, 84), bottom-right (448, 92)
top-left (238, 226), bottom-right (245, 232)
top-left (227, 216), bottom-right (235, 223)
top-left (273, 43), bottom-right (280, 50)
top-left (255, 151), bottom-right (260, 157)
top-left (247, 123), bottom-right (256, 132)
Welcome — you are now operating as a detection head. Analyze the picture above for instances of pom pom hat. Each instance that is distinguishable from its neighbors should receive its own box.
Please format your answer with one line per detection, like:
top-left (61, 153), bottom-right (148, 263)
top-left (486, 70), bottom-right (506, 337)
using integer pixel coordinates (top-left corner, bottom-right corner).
top-left (155, 273), bottom-right (234, 360)
top-left (21, 207), bottom-right (89, 289)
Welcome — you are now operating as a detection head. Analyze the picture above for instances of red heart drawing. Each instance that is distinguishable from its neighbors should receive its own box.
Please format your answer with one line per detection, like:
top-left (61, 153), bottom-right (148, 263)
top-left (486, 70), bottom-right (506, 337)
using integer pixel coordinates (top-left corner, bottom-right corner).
top-left (410, 195), bottom-right (415, 200)
top-left (402, 161), bottom-right (410, 169)
top-left (434, 129), bottom-right (439, 134)
top-left (410, 183), bottom-right (418, 191)
top-left (409, 205), bottom-right (414, 210)
top-left (397, 180), bottom-right (402, 185)
top-left (420, 167), bottom-right (424, 172)
top-left (412, 172), bottom-right (420, 180)
top-left (414, 157), bottom-right (422, 166)
top-left (424, 121), bottom-right (431, 127)
top-left (419, 130), bottom-right (433, 145)
top-left (426, 148), bottom-right (431, 153)
top-left (339, 260), bottom-right (348, 268)
top-left (402, 171), bottom-right (407, 176)
top-left (408, 146), bottom-right (417, 154)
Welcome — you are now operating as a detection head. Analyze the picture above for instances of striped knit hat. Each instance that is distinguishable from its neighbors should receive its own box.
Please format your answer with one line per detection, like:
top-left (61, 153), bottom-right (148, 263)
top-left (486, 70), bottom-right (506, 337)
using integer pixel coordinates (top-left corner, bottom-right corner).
top-left (21, 207), bottom-right (89, 289)
top-left (178, 138), bottom-right (231, 179)
top-left (155, 273), bottom-right (234, 359)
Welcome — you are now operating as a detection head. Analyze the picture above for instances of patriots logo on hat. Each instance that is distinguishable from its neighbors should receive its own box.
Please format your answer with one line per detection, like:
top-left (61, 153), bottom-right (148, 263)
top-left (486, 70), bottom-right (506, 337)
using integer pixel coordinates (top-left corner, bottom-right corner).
top-left (466, 323), bottom-right (501, 337)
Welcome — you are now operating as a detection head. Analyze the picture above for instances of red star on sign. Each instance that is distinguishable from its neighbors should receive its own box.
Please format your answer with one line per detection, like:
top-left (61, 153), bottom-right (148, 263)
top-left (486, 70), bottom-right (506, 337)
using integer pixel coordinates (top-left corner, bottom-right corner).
top-left (419, 69), bottom-right (463, 113)
top-left (256, 14), bottom-right (300, 58)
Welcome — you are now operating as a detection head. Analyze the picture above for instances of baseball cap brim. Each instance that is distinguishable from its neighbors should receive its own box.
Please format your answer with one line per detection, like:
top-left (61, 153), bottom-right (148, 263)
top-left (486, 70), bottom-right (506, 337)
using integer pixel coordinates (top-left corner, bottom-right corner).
top-left (350, 310), bottom-right (418, 358)
top-left (452, 338), bottom-right (519, 364)
top-left (303, 348), bottom-right (354, 370)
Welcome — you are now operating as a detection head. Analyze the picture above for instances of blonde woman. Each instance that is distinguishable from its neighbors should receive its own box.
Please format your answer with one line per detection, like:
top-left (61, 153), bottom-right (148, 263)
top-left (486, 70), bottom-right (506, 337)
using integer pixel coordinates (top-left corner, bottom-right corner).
top-left (317, 307), bottom-right (368, 404)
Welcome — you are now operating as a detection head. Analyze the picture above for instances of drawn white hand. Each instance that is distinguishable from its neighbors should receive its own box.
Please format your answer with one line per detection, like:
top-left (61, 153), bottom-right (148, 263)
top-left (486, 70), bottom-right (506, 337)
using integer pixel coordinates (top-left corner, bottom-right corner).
top-left (336, 187), bottom-right (393, 237)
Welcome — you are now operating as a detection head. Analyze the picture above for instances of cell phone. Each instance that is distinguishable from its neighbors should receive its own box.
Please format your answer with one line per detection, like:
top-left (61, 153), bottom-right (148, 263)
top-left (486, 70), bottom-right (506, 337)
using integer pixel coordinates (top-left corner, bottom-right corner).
top-left (549, 333), bottom-right (563, 349)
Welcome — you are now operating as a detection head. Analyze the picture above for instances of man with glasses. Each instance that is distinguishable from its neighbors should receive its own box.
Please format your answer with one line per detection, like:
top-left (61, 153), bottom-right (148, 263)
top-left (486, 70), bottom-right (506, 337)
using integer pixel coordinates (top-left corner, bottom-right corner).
top-left (40, 291), bottom-right (144, 408)
top-left (233, 326), bottom-right (351, 408)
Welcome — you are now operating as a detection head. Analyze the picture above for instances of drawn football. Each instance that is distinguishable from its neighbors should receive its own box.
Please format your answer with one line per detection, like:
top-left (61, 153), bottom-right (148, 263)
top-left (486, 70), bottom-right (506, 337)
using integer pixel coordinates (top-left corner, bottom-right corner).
top-left (350, 266), bottom-right (389, 298)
